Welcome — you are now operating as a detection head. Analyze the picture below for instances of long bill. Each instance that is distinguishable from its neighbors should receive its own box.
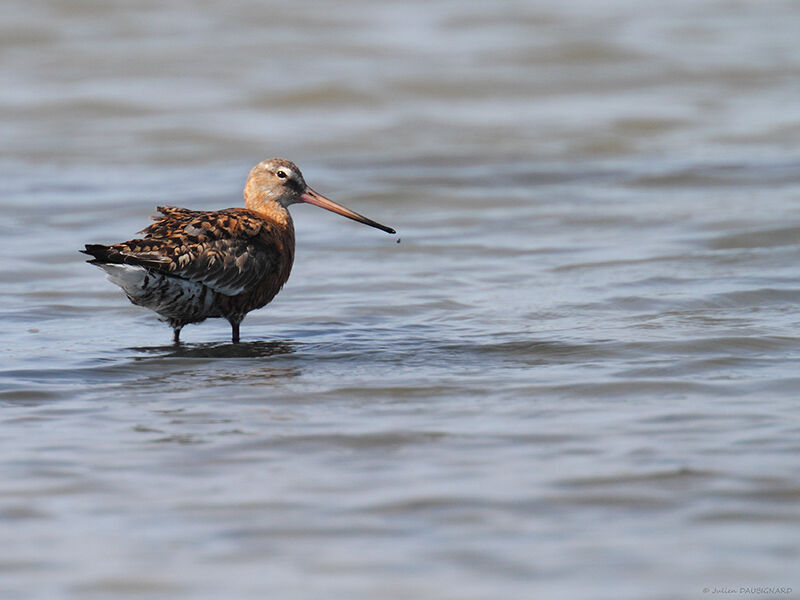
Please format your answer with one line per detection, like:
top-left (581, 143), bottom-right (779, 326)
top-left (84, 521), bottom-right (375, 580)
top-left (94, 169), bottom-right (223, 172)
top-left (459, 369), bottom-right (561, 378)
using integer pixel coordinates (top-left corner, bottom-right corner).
top-left (299, 188), bottom-right (396, 234)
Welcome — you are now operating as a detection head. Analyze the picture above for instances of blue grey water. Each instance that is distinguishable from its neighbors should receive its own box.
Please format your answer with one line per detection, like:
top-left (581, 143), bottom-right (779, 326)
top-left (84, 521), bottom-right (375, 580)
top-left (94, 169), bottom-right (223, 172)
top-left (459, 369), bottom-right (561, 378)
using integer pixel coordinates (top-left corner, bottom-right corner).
top-left (1, 1), bottom-right (800, 598)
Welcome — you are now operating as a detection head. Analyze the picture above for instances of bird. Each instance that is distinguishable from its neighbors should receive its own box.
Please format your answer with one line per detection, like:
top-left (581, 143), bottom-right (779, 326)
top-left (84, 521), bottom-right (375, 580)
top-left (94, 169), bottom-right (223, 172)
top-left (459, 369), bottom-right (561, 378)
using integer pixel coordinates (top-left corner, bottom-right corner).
top-left (82, 158), bottom-right (395, 344)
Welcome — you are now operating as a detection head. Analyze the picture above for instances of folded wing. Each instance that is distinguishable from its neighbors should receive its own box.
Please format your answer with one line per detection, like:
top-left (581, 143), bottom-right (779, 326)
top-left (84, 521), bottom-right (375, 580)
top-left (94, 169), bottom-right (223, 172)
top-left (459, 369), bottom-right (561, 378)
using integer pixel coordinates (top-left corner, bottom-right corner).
top-left (83, 206), bottom-right (281, 297)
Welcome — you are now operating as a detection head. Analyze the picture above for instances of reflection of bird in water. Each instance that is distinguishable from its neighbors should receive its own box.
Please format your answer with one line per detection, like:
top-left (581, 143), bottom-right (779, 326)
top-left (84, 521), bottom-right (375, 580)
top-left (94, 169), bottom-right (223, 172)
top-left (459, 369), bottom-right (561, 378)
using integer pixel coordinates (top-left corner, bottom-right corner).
top-left (131, 339), bottom-right (297, 359)
top-left (82, 158), bottom-right (395, 343)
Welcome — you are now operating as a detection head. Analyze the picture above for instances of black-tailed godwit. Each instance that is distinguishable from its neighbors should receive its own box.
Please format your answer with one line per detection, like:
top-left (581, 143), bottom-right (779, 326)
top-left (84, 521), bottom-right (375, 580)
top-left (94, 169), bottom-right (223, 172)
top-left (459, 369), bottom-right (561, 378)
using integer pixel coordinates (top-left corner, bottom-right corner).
top-left (82, 158), bottom-right (395, 343)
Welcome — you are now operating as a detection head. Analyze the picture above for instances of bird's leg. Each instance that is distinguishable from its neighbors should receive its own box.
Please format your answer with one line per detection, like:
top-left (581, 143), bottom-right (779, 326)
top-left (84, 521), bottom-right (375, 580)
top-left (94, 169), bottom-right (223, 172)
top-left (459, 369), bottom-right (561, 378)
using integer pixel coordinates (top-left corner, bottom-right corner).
top-left (173, 327), bottom-right (182, 344)
top-left (231, 321), bottom-right (240, 344)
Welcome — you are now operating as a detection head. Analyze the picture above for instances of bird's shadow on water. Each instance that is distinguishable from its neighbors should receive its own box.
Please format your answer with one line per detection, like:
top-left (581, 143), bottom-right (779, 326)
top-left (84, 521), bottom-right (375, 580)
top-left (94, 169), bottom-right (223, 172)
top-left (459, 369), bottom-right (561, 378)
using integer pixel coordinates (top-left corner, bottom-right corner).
top-left (129, 339), bottom-right (297, 359)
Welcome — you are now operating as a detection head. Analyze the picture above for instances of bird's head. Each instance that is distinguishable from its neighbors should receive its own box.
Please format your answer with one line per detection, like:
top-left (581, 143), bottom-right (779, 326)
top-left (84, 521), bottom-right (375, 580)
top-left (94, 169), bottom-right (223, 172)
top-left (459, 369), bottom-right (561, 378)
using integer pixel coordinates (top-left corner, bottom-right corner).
top-left (247, 158), bottom-right (307, 206)
top-left (245, 158), bottom-right (395, 234)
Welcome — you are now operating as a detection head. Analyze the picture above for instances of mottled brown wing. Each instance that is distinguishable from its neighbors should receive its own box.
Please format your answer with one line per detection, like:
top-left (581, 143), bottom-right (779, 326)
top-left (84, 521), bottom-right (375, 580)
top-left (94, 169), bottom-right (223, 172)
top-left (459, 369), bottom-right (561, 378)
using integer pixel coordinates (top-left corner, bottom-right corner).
top-left (138, 206), bottom-right (199, 235)
top-left (105, 207), bottom-right (281, 296)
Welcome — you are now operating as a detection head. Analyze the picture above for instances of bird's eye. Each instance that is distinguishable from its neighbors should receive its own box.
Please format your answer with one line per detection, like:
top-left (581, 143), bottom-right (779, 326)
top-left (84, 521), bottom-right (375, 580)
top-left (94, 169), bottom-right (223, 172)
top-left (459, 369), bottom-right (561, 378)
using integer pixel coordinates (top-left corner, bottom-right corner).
top-left (276, 170), bottom-right (287, 179)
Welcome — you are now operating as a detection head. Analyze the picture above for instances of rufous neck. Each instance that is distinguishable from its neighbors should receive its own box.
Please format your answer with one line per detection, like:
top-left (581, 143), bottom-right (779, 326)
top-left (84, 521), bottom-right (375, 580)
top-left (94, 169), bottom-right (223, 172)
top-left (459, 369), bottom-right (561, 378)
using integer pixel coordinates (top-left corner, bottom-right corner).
top-left (244, 186), bottom-right (293, 229)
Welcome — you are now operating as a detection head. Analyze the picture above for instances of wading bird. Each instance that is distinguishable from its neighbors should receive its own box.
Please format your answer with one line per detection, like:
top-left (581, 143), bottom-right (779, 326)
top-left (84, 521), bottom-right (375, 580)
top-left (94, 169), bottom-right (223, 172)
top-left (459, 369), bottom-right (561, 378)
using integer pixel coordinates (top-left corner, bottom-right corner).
top-left (82, 158), bottom-right (395, 343)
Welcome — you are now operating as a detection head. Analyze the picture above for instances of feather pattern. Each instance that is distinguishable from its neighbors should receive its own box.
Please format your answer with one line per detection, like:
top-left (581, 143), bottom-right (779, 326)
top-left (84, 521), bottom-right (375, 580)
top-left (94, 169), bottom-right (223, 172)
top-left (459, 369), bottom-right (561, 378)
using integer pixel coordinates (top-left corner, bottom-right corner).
top-left (83, 205), bottom-right (294, 332)
top-left (93, 263), bottom-right (219, 324)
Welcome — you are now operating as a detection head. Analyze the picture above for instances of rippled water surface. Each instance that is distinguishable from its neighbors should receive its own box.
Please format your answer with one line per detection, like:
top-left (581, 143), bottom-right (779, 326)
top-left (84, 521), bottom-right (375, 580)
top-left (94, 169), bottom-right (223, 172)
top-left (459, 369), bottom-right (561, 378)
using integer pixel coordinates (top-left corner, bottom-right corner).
top-left (2, 1), bottom-right (800, 598)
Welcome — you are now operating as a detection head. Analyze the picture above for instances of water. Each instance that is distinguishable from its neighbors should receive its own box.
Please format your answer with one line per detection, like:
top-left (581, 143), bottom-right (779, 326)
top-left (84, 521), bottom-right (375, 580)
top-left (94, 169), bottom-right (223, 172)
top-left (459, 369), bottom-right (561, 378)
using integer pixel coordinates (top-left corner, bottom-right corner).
top-left (2, 0), bottom-right (800, 598)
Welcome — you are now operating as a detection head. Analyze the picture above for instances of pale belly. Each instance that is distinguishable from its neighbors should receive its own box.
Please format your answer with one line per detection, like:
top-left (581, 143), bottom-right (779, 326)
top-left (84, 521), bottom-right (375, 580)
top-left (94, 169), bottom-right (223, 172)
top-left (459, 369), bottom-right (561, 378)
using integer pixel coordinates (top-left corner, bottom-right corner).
top-left (95, 263), bottom-right (222, 325)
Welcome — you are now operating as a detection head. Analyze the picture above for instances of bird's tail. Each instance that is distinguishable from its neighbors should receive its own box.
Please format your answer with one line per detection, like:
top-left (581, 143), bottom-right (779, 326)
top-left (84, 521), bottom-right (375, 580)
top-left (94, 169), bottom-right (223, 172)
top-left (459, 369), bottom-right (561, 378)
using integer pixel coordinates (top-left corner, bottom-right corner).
top-left (81, 244), bottom-right (168, 270)
top-left (81, 244), bottom-right (114, 264)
